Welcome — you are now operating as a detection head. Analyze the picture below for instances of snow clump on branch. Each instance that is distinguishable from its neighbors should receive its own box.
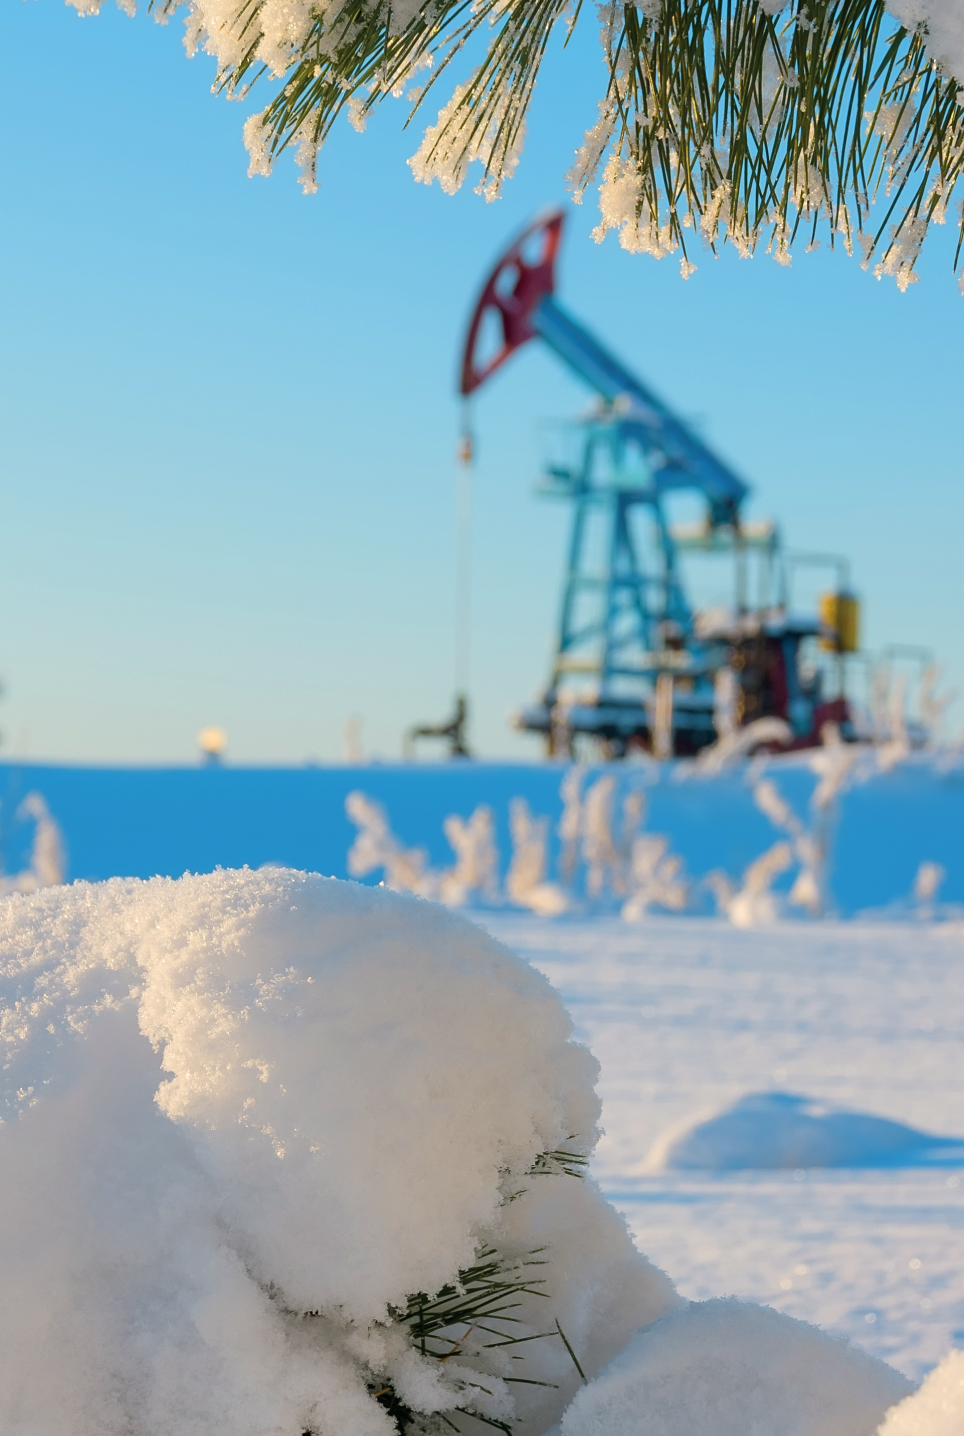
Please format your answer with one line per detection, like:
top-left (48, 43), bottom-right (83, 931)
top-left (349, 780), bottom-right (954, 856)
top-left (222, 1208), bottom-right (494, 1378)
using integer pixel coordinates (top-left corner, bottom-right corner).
top-left (0, 867), bottom-right (678, 1435)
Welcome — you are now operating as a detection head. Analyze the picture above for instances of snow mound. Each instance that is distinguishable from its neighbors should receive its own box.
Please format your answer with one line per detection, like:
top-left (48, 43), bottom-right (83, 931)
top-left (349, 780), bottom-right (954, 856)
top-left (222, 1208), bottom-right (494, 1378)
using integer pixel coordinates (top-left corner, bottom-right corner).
top-left (560, 1298), bottom-right (913, 1436)
top-left (0, 869), bottom-right (678, 1436)
top-left (644, 1091), bottom-right (963, 1171)
top-left (877, 1348), bottom-right (964, 1435)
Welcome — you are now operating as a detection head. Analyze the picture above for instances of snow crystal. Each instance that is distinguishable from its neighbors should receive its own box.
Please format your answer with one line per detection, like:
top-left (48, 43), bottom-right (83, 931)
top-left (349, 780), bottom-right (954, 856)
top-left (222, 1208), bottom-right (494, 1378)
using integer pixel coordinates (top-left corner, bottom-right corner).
top-left (559, 1298), bottom-right (913, 1436)
top-left (592, 155), bottom-right (678, 260)
top-left (877, 1348), bottom-right (964, 1435)
top-left (409, 81), bottom-right (527, 201)
top-left (0, 868), bottom-right (678, 1435)
top-left (566, 100), bottom-right (617, 199)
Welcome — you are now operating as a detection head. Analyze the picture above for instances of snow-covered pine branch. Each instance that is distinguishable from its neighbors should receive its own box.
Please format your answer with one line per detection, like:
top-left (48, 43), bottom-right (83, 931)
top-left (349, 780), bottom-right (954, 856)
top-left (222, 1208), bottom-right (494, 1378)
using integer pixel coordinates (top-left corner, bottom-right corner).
top-left (70, 0), bottom-right (964, 287)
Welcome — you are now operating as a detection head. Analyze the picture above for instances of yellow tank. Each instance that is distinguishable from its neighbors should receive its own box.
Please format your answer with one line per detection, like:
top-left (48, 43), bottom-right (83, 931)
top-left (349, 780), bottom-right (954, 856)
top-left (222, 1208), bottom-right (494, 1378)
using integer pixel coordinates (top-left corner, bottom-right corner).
top-left (819, 592), bottom-right (860, 653)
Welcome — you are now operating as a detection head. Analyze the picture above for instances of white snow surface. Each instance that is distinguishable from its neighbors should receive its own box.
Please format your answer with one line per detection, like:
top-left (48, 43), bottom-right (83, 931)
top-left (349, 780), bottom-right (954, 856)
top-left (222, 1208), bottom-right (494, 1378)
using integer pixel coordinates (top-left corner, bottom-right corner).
top-left (485, 913), bottom-right (964, 1382)
top-left (3, 872), bottom-right (962, 1435)
top-left (0, 869), bottom-right (678, 1436)
top-left (560, 1298), bottom-right (912, 1436)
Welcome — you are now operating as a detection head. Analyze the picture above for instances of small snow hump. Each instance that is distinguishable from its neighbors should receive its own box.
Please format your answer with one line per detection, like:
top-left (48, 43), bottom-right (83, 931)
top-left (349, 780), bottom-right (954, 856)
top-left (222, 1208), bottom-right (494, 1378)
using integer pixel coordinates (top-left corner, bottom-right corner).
top-left (644, 1090), bottom-right (964, 1172)
top-left (559, 1298), bottom-right (913, 1436)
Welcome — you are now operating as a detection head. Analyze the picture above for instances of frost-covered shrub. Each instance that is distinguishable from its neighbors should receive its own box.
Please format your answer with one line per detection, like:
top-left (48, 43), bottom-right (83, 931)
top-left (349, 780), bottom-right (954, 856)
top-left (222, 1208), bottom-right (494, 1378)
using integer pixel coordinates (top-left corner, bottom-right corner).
top-left (0, 868), bottom-right (677, 1436)
top-left (559, 1298), bottom-right (913, 1436)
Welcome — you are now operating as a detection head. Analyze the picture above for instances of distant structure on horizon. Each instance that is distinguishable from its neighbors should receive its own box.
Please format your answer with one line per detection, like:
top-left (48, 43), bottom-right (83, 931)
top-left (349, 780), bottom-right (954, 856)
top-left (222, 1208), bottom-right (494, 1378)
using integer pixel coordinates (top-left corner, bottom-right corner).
top-left (197, 727), bottom-right (227, 766)
top-left (449, 209), bottom-right (861, 762)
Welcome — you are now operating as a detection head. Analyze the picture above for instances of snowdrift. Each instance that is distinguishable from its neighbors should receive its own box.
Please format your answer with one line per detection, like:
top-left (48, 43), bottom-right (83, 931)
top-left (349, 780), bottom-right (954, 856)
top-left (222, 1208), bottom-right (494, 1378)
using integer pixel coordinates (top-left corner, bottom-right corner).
top-left (561, 1299), bottom-right (912, 1436)
top-left (645, 1092), bottom-right (964, 1172)
top-left (0, 868), bottom-right (949, 1435)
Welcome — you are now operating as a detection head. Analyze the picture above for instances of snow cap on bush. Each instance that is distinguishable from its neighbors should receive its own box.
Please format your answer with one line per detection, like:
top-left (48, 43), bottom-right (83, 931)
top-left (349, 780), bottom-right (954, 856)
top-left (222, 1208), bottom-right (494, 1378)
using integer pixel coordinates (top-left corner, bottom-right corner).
top-left (131, 868), bottom-right (602, 1319)
top-left (0, 868), bottom-right (676, 1435)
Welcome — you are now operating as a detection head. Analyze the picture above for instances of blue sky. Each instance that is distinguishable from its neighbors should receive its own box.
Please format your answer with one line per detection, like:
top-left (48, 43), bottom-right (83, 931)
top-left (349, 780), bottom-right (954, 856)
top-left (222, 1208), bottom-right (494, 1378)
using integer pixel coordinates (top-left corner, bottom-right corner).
top-left (1, 0), bottom-right (962, 763)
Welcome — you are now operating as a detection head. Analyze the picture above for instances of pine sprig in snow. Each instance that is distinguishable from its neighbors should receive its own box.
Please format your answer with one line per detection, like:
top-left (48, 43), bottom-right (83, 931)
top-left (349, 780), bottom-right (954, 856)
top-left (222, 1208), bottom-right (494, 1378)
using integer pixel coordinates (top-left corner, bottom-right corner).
top-left (352, 1241), bottom-right (587, 1435)
top-left (349, 1148), bottom-right (591, 1436)
top-left (392, 1246), bottom-right (551, 1364)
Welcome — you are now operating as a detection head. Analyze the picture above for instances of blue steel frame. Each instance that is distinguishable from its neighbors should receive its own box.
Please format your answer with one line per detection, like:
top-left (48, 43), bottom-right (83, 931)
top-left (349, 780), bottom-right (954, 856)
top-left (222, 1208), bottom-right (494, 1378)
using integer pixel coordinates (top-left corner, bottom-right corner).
top-left (529, 295), bottom-right (748, 721)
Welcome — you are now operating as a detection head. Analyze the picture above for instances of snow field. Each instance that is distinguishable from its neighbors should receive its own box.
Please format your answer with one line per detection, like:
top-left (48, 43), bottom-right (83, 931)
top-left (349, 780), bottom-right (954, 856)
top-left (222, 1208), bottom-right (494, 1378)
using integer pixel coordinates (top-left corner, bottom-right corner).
top-left (485, 914), bottom-right (964, 1379)
top-left (0, 870), bottom-right (941, 1435)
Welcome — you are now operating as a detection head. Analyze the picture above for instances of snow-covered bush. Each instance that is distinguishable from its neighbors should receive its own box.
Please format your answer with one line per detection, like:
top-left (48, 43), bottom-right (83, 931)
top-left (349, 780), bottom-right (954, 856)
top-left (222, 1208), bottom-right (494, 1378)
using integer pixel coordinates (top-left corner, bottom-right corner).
top-left (505, 797), bottom-right (568, 916)
top-left (347, 791), bottom-right (499, 908)
top-left (0, 867), bottom-right (677, 1435)
top-left (707, 841), bottom-right (794, 926)
top-left (0, 790), bottom-right (65, 895)
top-left (346, 778), bottom-right (691, 918)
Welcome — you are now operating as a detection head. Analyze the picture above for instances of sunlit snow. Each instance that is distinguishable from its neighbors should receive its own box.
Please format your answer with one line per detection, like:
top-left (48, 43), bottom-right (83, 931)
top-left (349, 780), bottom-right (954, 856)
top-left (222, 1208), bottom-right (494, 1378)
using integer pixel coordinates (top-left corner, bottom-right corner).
top-left (1, 871), bottom-right (957, 1433)
top-left (487, 913), bottom-right (964, 1381)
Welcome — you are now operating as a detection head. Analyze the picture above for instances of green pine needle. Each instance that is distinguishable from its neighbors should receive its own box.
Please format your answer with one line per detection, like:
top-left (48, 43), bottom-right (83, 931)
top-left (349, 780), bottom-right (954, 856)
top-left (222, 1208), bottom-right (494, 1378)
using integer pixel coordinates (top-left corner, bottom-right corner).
top-left (160, 0), bottom-right (964, 284)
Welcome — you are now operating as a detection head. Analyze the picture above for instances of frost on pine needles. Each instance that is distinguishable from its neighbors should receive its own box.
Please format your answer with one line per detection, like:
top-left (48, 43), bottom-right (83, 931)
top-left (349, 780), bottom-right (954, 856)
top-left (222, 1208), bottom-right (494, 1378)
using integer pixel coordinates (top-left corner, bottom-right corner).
top-left (69, 0), bottom-right (964, 289)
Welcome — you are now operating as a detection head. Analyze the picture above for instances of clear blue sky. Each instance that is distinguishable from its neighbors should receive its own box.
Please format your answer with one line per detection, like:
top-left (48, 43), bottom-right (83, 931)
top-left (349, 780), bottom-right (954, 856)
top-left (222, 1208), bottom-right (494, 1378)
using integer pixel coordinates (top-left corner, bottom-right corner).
top-left (1, 1), bottom-right (962, 764)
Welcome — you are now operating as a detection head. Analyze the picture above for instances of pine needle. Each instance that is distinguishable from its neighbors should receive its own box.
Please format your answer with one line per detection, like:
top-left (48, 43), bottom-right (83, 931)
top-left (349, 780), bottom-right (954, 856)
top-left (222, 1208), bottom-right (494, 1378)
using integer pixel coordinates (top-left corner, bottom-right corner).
top-left (164, 0), bottom-right (964, 284)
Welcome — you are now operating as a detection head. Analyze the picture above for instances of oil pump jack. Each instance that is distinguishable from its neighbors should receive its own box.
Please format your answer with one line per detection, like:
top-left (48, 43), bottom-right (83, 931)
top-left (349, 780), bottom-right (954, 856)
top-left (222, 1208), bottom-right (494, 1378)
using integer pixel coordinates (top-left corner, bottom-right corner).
top-left (459, 210), bottom-right (857, 758)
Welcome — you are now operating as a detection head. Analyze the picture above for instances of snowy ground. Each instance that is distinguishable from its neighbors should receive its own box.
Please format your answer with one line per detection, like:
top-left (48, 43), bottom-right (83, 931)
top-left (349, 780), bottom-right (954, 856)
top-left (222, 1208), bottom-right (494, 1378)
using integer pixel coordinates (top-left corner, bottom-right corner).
top-left (483, 913), bottom-right (964, 1382)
